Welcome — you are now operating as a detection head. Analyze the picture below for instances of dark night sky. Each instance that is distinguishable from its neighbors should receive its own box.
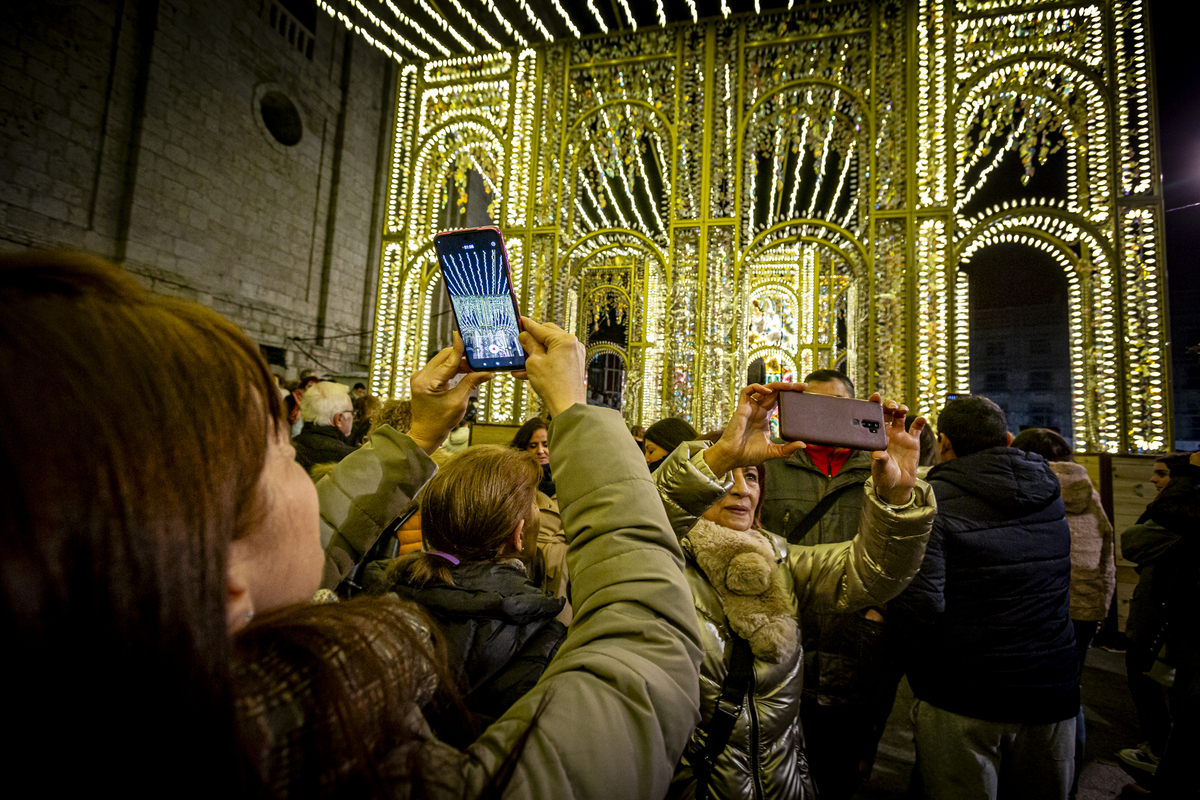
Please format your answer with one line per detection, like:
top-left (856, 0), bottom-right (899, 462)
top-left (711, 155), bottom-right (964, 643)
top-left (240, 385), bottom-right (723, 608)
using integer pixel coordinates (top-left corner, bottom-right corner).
top-left (1151, 0), bottom-right (1200, 305)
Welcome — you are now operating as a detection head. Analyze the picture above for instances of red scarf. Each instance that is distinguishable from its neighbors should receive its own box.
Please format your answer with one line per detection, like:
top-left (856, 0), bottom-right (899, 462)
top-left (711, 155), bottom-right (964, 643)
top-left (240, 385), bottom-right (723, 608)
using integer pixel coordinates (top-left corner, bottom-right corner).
top-left (805, 444), bottom-right (853, 477)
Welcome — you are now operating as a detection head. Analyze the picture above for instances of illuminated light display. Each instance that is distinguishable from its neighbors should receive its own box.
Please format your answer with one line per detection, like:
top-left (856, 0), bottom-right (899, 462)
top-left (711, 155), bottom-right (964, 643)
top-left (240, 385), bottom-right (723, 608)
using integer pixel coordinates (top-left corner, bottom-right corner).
top-left (361, 1), bottom-right (1168, 451)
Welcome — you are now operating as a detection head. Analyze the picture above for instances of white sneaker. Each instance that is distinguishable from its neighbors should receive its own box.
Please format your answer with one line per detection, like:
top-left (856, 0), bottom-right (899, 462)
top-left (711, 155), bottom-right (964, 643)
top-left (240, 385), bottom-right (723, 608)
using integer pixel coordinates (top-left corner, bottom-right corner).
top-left (1117, 742), bottom-right (1161, 774)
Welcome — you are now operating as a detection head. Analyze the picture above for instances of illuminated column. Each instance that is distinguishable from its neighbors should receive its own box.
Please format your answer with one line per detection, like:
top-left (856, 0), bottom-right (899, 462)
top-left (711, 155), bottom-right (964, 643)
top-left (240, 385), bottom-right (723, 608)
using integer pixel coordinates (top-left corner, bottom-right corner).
top-left (642, 261), bottom-right (666, 426)
top-left (670, 228), bottom-right (700, 422)
top-left (702, 227), bottom-right (737, 431)
top-left (873, 218), bottom-right (907, 404)
top-left (1121, 208), bottom-right (1168, 451)
top-left (915, 219), bottom-right (949, 418)
top-left (952, 270), bottom-right (970, 395)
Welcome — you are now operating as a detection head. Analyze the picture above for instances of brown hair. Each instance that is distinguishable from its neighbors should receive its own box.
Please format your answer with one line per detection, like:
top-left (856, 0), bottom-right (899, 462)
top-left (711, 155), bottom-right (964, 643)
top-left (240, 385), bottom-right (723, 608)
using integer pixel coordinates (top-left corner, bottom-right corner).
top-left (233, 596), bottom-right (445, 796)
top-left (233, 596), bottom-right (540, 797)
top-left (0, 251), bottom-right (281, 792)
top-left (371, 398), bottom-right (413, 434)
top-left (353, 393), bottom-right (382, 422)
top-left (389, 445), bottom-right (541, 588)
top-left (510, 416), bottom-right (548, 451)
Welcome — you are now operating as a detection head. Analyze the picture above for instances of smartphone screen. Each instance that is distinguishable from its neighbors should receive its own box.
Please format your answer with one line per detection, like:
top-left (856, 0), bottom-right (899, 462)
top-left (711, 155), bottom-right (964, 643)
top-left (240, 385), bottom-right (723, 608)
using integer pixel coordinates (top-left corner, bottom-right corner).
top-left (433, 227), bottom-right (525, 371)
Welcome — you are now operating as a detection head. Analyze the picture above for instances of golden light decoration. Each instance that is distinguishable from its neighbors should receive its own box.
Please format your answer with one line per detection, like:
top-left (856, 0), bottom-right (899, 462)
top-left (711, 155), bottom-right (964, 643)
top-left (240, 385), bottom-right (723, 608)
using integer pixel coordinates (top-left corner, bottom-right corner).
top-left (356, 0), bottom-right (1169, 452)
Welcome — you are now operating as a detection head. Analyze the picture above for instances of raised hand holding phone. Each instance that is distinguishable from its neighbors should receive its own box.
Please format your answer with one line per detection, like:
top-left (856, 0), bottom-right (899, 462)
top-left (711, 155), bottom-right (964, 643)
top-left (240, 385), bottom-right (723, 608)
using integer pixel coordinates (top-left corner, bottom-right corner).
top-left (433, 227), bottom-right (525, 372)
top-left (868, 394), bottom-right (924, 506)
top-left (515, 317), bottom-right (586, 417)
top-left (704, 383), bottom-right (807, 476)
top-left (407, 332), bottom-right (493, 454)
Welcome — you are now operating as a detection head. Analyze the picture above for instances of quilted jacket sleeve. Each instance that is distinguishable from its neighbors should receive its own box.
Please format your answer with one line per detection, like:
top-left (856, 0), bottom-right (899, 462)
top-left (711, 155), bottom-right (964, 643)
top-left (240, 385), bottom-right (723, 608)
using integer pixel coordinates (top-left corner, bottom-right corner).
top-left (652, 440), bottom-right (936, 616)
top-left (790, 478), bottom-right (936, 614)
top-left (315, 425), bottom-right (439, 589)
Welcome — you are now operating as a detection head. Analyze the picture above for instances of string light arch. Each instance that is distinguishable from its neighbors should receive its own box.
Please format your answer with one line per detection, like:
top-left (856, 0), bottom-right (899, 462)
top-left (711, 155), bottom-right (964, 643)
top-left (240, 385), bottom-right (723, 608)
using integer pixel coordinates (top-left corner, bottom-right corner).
top-left (364, 0), bottom-right (1168, 452)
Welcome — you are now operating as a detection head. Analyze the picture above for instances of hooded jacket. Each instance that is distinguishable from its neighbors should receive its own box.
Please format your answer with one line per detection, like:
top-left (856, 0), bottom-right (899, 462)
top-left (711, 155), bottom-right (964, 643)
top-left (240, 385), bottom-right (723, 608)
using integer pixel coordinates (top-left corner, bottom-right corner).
top-left (656, 442), bottom-right (935, 800)
top-left (891, 447), bottom-right (1078, 724)
top-left (1047, 461), bottom-right (1116, 622)
top-left (386, 558), bottom-right (567, 745)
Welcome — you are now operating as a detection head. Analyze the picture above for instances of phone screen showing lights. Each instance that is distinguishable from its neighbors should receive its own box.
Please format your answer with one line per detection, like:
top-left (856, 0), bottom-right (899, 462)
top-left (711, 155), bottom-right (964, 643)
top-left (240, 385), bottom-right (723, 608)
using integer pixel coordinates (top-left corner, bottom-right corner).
top-left (434, 228), bottom-right (526, 371)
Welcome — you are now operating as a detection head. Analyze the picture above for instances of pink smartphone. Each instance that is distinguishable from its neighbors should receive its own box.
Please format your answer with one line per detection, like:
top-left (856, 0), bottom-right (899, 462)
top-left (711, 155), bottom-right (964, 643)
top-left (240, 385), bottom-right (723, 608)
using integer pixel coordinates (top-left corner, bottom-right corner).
top-left (777, 391), bottom-right (888, 450)
top-left (433, 226), bottom-right (525, 372)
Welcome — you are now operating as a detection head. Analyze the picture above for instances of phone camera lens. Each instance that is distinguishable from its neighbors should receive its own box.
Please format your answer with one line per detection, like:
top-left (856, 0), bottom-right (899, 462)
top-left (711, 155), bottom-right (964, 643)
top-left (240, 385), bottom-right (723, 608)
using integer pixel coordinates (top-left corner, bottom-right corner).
top-left (852, 419), bottom-right (860, 426)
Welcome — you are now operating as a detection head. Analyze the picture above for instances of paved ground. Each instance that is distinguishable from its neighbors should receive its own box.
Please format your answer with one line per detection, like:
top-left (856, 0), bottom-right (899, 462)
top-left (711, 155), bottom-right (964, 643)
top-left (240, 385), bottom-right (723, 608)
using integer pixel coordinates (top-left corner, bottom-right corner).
top-left (856, 648), bottom-right (1152, 799)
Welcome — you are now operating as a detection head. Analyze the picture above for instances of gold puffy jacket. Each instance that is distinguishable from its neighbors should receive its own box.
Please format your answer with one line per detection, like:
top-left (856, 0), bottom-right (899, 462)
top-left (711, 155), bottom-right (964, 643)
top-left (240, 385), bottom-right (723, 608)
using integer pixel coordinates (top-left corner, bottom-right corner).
top-left (654, 442), bottom-right (936, 800)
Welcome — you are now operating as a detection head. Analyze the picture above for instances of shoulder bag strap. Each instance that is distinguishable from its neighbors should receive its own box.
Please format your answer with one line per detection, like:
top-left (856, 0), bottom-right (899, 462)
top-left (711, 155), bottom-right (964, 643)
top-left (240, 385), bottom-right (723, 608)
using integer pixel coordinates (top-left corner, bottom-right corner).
top-left (694, 634), bottom-right (755, 800)
top-left (785, 481), bottom-right (861, 545)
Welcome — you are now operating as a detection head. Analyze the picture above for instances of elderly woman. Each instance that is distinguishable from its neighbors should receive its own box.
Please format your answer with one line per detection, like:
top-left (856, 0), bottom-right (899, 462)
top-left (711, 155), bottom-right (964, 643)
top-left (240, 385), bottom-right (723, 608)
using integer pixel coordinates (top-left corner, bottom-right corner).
top-left (3, 254), bottom-right (703, 799)
top-left (653, 383), bottom-right (936, 800)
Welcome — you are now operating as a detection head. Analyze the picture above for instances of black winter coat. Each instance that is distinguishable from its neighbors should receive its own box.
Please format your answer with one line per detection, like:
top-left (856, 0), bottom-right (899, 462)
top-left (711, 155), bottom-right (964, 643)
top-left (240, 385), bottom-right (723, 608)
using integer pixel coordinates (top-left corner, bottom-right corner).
top-left (890, 447), bottom-right (1079, 724)
top-left (387, 558), bottom-right (567, 745)
top-left (292, 423), bottom-right (357, 470)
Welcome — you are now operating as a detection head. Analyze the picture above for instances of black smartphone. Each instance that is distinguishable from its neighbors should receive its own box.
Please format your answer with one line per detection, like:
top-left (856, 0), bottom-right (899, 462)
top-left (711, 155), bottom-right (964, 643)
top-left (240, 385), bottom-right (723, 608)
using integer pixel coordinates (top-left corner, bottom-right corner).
top-left (777, 391), bottom-right (888, 450)
top-left (433, 226), bottom-right (525, 371)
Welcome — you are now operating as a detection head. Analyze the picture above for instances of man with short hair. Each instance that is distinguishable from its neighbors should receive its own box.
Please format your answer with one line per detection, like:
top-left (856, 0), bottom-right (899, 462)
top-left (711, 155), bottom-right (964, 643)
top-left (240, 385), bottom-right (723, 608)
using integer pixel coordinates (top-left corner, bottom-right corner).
top-left (292, 381), bottom-right (357, 470)
top-left (760, 368), bottom-right (895, 800)
top-left (891, 395), bottom-right (1077, 799)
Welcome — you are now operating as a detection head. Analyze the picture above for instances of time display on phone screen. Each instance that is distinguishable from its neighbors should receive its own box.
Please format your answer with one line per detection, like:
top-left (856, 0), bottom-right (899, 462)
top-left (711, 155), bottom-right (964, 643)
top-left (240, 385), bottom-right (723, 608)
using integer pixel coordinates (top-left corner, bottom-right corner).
top-left (437, 232), bottom-right (525, 370)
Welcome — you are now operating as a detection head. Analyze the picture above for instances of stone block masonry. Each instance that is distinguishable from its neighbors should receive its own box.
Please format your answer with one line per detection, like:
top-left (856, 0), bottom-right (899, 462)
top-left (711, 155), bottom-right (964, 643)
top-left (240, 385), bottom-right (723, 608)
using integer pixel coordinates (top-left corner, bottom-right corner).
top-left (0, 0), bottom-right (396, 379)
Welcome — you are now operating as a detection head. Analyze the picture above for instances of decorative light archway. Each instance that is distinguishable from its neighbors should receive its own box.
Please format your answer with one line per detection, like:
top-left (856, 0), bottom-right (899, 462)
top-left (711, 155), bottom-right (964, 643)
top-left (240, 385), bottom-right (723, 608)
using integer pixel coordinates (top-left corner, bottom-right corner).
top-left (367, 0), bottom-right (1168, 452)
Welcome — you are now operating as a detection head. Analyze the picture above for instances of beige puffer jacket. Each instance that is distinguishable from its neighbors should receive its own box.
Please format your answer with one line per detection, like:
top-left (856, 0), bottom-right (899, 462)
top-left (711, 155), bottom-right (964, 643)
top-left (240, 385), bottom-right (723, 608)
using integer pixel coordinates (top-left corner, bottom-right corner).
top-left (1047, 461), bottom-right (1116, 622)
top-left (655, 442), bottom-right (935, 800)
top-left (534, 489), bottom-right (571, 625)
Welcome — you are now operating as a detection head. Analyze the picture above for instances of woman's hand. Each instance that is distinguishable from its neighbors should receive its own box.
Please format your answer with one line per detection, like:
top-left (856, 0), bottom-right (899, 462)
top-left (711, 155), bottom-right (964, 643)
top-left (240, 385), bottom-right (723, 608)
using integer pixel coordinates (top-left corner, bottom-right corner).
top-left (407, 333), bottom-right (493, 454)
top-left (869, 393), bottom-right (923, 506)
top-left (515, 317), bottom-right (586, 417)
top-left (703, 383), bottom-right (807, 476)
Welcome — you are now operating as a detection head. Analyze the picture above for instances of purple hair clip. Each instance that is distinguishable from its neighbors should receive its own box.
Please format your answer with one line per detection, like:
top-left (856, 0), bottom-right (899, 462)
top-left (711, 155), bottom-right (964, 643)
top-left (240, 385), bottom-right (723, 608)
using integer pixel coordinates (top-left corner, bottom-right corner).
top-left (425, 549), bottom-right (460, 566)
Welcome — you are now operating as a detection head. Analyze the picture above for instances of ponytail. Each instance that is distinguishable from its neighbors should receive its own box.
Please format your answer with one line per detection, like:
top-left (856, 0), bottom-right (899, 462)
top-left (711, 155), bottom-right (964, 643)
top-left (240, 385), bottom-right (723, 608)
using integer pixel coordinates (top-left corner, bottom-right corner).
top-left (386, 550), bottom-right (456, 589)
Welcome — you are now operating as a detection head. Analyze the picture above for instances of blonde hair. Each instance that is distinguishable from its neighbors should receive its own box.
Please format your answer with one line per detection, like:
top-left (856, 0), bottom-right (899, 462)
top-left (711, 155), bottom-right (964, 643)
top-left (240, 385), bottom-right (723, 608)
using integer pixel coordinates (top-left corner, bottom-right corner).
top-left (389, 446), bottom-right (541, 588)
top-left (301, 381), bottom-right (352, 425)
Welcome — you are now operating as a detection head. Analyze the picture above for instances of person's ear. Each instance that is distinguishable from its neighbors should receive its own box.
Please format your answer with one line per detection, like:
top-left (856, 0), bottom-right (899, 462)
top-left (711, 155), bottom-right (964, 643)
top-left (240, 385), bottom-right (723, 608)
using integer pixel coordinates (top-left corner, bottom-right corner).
top-left (1005, 431), bottom-right (1015, 446)
top-left (227, 538), bottom-right (255, 632)
top-left (938, 433), bottom-right (956, 462)
top-left (509, 519), bottom-right (526, 555)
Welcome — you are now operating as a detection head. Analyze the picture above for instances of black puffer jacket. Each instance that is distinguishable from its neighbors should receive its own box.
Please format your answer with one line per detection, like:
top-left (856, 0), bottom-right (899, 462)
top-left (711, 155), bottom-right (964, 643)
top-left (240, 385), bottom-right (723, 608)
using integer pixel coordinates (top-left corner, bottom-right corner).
top-left (386, 558), bottom-right (567, 745)
top-left (891, 447), bottom-right (1079, 724)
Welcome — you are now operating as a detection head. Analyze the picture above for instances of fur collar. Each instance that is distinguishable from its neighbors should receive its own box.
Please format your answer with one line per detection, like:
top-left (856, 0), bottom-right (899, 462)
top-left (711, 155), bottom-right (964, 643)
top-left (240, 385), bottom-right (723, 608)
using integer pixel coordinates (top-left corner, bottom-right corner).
top-left (687, 518), bottom-right (799, 663)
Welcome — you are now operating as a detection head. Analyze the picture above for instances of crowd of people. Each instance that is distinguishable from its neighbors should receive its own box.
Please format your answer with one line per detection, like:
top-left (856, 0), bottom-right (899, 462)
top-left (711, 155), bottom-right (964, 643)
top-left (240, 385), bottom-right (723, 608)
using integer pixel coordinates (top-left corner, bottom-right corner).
top-left (2, 250), bottom-right (1197, 800)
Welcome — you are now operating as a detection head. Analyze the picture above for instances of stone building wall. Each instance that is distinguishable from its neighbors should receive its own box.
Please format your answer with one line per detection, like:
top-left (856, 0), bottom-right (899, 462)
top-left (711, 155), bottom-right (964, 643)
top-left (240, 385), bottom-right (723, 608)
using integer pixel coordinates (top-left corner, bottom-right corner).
top-left (0, 0), bottom-right (395, 378)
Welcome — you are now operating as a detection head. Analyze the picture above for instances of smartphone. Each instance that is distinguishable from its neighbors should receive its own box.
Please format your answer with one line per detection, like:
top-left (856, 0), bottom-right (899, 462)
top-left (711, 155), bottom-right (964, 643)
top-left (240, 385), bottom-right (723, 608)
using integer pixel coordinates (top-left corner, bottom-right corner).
top-left (777, 391), bottom-right (888, 451)
top-left (433, 227), bottom-right (525, 371)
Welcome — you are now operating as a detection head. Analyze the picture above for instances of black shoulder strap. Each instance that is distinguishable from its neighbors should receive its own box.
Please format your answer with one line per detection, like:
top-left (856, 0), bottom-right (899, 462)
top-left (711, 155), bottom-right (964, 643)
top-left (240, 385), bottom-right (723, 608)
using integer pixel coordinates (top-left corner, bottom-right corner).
top-left (786, 481), bottom-right (860, 545)
top-left (337, 504), bottom-right (415, 598)
top-left (694, 634), bottom-right (755, 800)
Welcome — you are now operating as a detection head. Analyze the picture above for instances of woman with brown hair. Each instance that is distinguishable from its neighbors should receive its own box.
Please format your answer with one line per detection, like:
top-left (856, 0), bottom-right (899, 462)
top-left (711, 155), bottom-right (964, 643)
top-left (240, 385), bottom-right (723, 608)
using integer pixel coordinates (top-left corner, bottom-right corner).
top-left (375, 445), bottom-right (568, 745)
top-left (0, 251), bottom-right (299, 795)
top-left (510, 417), bottom-right (570, 622)
top-left (2, 253), bottom-right (703, 800)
